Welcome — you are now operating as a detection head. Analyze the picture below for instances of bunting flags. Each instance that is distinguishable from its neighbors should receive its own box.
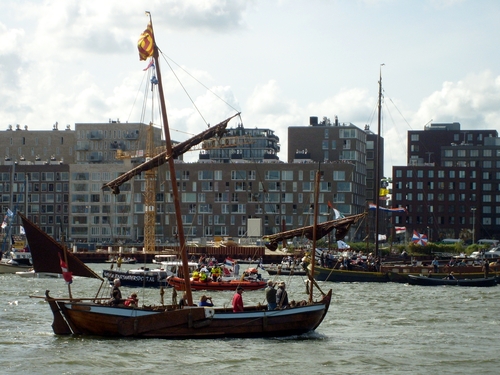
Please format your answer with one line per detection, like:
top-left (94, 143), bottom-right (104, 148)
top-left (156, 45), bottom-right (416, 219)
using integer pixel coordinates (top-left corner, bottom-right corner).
top-left (138, 22), bottom-right (154, 61)
top-left (368, 203), bottom-right (407, 213)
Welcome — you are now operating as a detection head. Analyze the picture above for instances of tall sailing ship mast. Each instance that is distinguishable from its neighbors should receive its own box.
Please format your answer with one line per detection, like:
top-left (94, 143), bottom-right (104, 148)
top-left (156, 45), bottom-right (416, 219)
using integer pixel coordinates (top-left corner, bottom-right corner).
top-left (374, 64), bottom-right (384, 258)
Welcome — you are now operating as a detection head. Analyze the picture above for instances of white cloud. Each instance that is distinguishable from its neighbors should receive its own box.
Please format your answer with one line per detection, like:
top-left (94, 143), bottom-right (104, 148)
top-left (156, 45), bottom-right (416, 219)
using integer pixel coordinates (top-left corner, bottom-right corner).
top-left (1, 0), bottom-right (500, 177)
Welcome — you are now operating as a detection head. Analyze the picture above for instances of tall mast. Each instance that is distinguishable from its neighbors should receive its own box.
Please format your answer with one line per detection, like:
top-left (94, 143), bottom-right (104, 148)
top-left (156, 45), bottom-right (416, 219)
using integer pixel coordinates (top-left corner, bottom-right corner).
top-left (147, 13), bottom-right (193, 305)
top-left (309, 167), bottom-right (321, 303)
top-left (374, 64), bottom-right (384, 259)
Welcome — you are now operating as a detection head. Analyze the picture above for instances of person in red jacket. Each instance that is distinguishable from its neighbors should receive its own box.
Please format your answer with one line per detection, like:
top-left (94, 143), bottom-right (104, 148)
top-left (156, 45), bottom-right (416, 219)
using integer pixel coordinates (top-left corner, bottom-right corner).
top-left (232, 286), bottom-right (244, 312)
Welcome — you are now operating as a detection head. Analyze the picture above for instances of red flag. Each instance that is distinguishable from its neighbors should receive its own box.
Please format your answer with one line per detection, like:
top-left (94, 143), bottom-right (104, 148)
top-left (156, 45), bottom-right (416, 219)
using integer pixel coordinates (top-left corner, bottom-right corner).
top-left (59, 254), bottom-right (73, 284)
top-left (327, 201), bottom-right (334, 209)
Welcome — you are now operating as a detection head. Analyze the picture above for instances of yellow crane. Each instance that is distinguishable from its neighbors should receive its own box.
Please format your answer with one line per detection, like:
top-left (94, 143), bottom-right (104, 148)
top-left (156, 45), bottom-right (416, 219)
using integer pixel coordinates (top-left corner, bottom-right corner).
top-left (114, 123), bottom-right (160, 253)
top-left (144, 122), bottom-right (156, 253)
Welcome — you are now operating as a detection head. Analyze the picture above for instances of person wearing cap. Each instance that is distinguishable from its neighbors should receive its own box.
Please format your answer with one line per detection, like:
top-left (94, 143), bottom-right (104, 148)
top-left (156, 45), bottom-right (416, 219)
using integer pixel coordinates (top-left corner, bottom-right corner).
top-left (276, 281), bottom-right (289, 309)
top-left (232, 286), bottom-right (244, 312)
top-left (110, 278), bottom-right (123, 305)
top-left (265, 280), bottom-right (277, 310)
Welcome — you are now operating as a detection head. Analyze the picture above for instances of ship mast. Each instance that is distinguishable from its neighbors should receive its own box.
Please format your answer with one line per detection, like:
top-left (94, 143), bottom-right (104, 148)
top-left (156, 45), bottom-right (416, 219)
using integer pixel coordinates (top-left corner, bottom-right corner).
top-left (147, 13), bottom-right (193, 305)
top-left (309, 168), bottom-right (321, 303)
top-left (374, 64), bottom-right (383, 259)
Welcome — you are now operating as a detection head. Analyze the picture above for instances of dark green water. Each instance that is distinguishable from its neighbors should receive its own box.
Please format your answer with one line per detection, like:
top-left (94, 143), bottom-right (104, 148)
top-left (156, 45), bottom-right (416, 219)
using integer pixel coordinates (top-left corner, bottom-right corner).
top-left (1, 263), bottom-right (498, 374)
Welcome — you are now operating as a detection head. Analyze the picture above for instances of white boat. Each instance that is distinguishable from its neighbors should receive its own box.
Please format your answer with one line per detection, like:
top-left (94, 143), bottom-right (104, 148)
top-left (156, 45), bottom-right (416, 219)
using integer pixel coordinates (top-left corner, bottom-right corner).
top-left (15, 269), bottom-right (62, 278)
top-left (102, 259), bottom-right (198, 288)
top-left (0, 250), bottom-right (33, 274)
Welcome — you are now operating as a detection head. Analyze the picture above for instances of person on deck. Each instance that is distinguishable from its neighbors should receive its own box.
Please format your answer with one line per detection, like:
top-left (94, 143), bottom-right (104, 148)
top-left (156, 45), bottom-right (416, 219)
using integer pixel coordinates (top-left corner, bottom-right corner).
top-left (431, 258), bottom-right (439, 273)
top-left (199, 295), bottom-right (214, 307)
top-left (276, 281), bottom-right (289, 309)
top-left (110, 279), bottom-right (123, 305)
top-left (124, 292), bottom-right (138, 307)
top-left (179, 292), bottom-right (189, 309)
top-left (265, 280), bottom-right (277, 311)
top-left (233, 261), bottom-right (240, 276)
top-left (117, 256), bottom-right (123, 269)
top-left (445, 272), bottom-right (456, 280)
top-left (211, 265), bottom-right (222, 281)
top-left (232, 286), bottom-right (244, 312)
top-left (483, 260), bottom-right (490, 278)
top-left (199, 270), bottom-right (208, 282)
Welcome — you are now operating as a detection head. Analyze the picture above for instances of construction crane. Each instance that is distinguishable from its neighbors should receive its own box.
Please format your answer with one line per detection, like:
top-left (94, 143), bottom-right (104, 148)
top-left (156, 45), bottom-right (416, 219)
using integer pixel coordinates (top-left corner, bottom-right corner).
top-left (144, 122), bottom-right (156, 253)
top-left (113, 123), bottom-right (160, 253)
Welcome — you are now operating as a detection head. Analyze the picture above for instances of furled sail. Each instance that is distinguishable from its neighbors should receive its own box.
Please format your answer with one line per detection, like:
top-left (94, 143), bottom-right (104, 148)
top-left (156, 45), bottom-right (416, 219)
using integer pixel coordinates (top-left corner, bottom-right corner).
top-left (19, 213), bottom-right (102, 280)
top-left (102, 113), bottom-right (240, 194)
top-left (263, 212), bottom-right (366, 251)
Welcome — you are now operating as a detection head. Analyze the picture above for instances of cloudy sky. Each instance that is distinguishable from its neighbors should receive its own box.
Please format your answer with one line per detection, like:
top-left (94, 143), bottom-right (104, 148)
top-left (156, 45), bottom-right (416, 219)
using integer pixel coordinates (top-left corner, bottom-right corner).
top-left (1, 0), bottom-right (500, 176)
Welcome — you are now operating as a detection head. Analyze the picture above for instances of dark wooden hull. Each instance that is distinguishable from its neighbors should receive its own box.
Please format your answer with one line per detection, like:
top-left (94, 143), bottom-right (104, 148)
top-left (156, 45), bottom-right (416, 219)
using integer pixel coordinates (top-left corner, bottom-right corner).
top-left (387, 271), bottom-right (495, 283)
top-left (102, 269), bottom-right (170, 288)
top-left (45, 290), bottom-right (332, 338)
top-left (311, 265), bottom-right (389, 283)
top-left (266, 268), bottom-right (307, 276)
top-left (408, 275), bottom-right (497, 287)
top-left (167, 276), bottom-right (267, 291)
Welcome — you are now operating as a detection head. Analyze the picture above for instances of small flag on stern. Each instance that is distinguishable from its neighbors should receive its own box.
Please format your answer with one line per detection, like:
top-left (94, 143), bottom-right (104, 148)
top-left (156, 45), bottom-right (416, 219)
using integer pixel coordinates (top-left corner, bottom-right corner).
top-left (59, 254), bottom-right (73, 284)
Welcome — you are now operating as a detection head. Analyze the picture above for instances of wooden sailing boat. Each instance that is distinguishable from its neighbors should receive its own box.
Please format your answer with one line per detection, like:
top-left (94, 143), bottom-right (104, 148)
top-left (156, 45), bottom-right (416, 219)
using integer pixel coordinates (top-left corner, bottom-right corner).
top-left (22, 13), bottom-right (333, 339)
top-left (309, 66), bottom-right (391, 283)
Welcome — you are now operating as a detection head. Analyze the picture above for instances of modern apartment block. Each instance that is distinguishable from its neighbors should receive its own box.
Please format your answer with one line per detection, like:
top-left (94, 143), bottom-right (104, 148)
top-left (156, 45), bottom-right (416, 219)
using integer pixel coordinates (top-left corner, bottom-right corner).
top-left (1, 117), bottom-right (374, 246)
top-left (391, 122), bottom-right (500, 242)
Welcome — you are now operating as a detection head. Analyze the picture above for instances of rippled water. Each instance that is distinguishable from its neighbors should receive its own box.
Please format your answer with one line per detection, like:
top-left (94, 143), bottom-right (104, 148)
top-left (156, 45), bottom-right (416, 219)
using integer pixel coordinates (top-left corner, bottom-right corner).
top-left (1, 263), bottom-right (499, 375)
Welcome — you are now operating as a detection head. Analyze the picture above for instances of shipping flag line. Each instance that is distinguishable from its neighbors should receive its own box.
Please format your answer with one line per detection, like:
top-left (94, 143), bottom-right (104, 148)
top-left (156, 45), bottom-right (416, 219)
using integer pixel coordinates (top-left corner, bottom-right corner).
top-left (368, 203), bottom-right (407, 213)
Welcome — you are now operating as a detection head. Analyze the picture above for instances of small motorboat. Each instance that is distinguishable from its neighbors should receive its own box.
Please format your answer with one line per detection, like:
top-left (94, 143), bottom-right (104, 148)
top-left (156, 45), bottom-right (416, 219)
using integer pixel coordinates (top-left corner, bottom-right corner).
top-left (15, 269), bottom-right (61, 278)
top-left (408, 274), bottom-right (497, 287)
top-left (167, 275), bottom-right (268, 291)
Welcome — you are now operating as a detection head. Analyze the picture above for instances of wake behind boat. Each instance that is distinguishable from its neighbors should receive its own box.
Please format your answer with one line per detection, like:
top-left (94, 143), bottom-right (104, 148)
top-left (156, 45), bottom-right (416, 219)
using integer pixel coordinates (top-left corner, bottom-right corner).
top-left (21, 13), bottom-right (333, 339)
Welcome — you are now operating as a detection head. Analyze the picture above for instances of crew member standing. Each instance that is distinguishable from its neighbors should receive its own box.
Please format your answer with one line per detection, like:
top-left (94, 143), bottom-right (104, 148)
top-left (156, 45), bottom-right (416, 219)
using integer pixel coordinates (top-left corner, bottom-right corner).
top-left (110, 279), bottom-right (123, 305)
top-left (232, 286), bottom-right (244, 312)
top-left (265, 280), bottom-right (277, 310)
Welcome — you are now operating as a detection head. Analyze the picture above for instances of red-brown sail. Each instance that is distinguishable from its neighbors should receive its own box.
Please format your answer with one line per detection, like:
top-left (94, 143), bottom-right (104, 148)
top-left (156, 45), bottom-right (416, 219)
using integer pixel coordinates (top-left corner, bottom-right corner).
top-left (102, 114), bottom-right (239, 194)
top-left (264, 212), bottom-right (366, 251)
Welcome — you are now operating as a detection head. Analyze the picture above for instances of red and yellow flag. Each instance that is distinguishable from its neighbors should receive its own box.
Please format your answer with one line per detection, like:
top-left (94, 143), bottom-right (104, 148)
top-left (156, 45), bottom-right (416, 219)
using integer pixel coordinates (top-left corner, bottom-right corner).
top-left (138, 22), bottom-right (154, 61)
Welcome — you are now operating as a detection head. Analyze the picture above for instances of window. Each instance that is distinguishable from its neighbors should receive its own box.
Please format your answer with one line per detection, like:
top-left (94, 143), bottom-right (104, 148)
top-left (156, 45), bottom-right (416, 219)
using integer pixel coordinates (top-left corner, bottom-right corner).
top-left (333, 171), bottom-right (346, 181)
top-left (282, 171), bottom-right (293, 180)
top-left (264, 170), bottom-right (280, 180)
